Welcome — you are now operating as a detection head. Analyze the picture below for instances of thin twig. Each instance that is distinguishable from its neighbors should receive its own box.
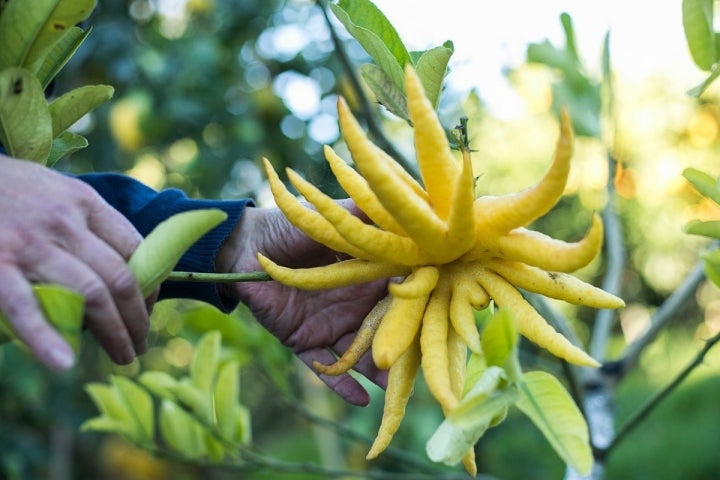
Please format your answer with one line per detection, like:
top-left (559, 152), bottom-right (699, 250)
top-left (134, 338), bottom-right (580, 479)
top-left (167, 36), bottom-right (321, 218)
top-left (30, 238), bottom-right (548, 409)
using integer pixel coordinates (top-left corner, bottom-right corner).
top-left (316, 0), bottom-right (420, 180)
top-left (600, 327), bottom-right (720, 459)
top-left (589, 153), bottom-right (626, 362)
top-left (613, 260), bottom-right (707, 378)
top-left (165, 271), bottom-right (272, 282)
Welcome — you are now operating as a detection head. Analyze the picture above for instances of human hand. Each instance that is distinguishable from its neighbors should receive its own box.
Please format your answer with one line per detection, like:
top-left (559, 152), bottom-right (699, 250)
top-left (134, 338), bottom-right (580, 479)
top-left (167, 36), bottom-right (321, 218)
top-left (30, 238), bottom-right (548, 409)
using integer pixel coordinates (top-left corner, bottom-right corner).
top-left (216, 201), bottom-right (389, 406)
top-left (0, 155), bottom-right (152, 369)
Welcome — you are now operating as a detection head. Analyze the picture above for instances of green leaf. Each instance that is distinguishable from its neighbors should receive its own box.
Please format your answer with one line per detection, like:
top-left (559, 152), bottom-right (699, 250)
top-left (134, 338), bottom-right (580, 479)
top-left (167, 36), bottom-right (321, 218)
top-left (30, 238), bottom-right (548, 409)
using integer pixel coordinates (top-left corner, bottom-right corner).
top-left (191, 331), bottom-right (222, 392)
top-left (33, 284), bottom-right (84, 352)
top-left (214, 360), bottom-right (240, 441)
top-left (159, 399), bottom-right (207, 459)
top-left (80, 416), bottom-right (128, 434)
top-left (34, 26), bottom-right (90, 89)
top-left (684, 219), bottom-right (720, 238)
top-left (481, 309), bottom-right (520, 379)
top-left (49, 84), bottom-right (114, 137)
top-left (359, 63), bottom-right (408, 121)
top-left (128, 209), bottom-right (228, 297)
top-left (112, 376), bottom-right (155, 447)
top-left (414, 42), bottom-right (454, 109)
top-left (426, 368), bottom-right (517, 466)
top-left (687, 63), bottom-right (720, 97)
top-left (0, 0), bottom-right (96, 69)
top-left (683, 0), bottom-right (717, 71)
top-left (138, 371), bottom-right (179, 400)
top-left (515, 371), bottom-right (593, 476)
top-left (683, 167), bottom-right (720, 204)
top-left (701, 248), bottom-right (720, 287)
top-left (462, 351), bottom-right (488, 397)
top-left (0, 284), bottom-right (84, 352)
top-left (84, 383), bottom-right (137, 436)
top-left (0, 67), bottom-right (53, 163)
top-left (330, 0), bottom-right (410, 92)
top-left (46, 131), bottom-right (88, 167)
top-left (173, 378), bottom-right (213, 424)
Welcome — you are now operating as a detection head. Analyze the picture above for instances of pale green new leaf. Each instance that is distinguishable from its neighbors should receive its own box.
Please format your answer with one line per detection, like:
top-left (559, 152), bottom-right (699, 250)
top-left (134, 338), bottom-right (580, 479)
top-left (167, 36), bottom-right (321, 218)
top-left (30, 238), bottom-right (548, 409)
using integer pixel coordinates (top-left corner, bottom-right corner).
top-left (683, 167), bottom-right (720, 204)
top-left (688, 62), bottom-right (720, 96)
top-left (112, 376), bottom-right (155, 447)
top-left (426, 367), bottom-right (516, 466)
top-left (481, 309), bottom-right (521, 381)
top-left (173, 378), bottom-right (213, 424)
top-left (0, 284), bottom-right (84, 352)
top-left (128, 209), bottom-right (228, 297)
top-left (330, 0), bottom-right (410, 92)
top-left (684, 219), bottom-right (720, 239)
top-left (49, 84), bottom-right (114, 137)
top-left (34, 26), bottom-right (90, 89)
top-left (83, 383), bottom-right (136, 436)
top-left (191, 331), bottom-right (222, 392)
top-left (683, 0), bottom-right (717, 71)
top-left (414, 42), bottom-right (454, 109)
top-left (0, 67), bottom-right (52, 163)
top-left (516, 371), bottom-right (593, 476)
top-left (80, 416), bottom-right (127, 434)
top-left (47, 131), bottom-right (88, 167)
top-left (138, 371), bottom-right (179, 400)
top-left (701, 248), bottom-right (720, 287)
top-left (159, 400), bottom-right (207, 459)
top-left (234, 404), bottom-right (252, 445)
top-left (214, 360), bottom-right (240, 441)
top-left (359, 63), bottom-right (408, 121)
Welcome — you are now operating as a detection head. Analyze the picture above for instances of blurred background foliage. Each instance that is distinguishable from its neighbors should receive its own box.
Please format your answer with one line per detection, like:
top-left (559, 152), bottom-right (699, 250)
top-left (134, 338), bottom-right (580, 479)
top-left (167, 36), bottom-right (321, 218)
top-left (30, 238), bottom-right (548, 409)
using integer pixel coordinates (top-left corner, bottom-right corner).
top-left (4, 0), bottom-right (720, 479)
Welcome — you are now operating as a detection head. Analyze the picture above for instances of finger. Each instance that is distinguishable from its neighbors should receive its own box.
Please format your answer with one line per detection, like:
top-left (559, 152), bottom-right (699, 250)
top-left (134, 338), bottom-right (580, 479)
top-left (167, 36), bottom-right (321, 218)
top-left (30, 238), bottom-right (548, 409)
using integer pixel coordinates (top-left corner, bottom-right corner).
top-left (24, 245), bottom-right (138, 364)
top-left (83, 192), bottom-right (144, 261)
top-left (0, 265), bottom-right (75, 370)
top-left (68, 232), bottom-right (149, 355)
top-left (298, 349), bottom-right (371, 406)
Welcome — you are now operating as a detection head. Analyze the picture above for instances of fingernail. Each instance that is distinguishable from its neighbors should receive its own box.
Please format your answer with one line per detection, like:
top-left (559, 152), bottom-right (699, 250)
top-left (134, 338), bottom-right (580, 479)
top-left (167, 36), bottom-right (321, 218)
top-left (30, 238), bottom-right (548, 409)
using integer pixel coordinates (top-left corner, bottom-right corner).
top-left (48, 345), bottom-right (75, 370)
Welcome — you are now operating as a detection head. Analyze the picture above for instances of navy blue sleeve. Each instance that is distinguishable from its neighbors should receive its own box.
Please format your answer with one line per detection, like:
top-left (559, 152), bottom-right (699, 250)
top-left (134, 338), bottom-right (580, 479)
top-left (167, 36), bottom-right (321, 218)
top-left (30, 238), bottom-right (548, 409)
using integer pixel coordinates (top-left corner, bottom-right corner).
top-left (78, 173), bottom-right (253, 313)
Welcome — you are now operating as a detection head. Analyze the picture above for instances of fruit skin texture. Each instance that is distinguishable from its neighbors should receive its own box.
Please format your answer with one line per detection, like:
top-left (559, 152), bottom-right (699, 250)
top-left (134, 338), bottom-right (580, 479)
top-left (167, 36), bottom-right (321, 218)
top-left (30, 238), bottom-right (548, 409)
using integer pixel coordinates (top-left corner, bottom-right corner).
top-left (259, 65), bottom-right (624, 470)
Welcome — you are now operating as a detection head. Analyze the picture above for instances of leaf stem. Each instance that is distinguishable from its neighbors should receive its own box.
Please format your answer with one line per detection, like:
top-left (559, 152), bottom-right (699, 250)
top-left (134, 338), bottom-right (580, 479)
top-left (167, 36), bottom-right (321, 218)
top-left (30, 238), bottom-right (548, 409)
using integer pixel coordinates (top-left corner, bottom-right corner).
top-left (165, 271), bottom-right (272, 282)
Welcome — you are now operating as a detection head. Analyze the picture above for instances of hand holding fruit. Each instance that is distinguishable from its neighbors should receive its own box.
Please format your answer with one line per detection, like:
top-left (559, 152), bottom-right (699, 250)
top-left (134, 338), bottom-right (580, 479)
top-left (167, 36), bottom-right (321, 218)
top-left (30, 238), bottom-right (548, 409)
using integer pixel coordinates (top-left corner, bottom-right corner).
top-left (215, 202), bottom-right (391, 406)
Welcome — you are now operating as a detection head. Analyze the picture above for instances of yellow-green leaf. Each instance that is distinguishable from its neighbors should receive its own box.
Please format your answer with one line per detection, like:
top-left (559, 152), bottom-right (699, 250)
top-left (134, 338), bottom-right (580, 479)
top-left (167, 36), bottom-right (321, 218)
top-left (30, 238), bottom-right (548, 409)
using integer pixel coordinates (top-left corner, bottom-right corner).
top-left (0, 67), bottom-right (52, 163)
top-left (515, 371), bottom-right (593, 476)
top-left (112, 376), bottom-right (155, 447)
top-left (159, 399), bottom-right (207, 459)
top-left (49, 84), bottom-right (114, 137)
top-left (128, 209), bottom-right (228, 297)
top-left (214, 360), bottom-right (240, 441)
top-left (191, 330), bottom-right (221, 392)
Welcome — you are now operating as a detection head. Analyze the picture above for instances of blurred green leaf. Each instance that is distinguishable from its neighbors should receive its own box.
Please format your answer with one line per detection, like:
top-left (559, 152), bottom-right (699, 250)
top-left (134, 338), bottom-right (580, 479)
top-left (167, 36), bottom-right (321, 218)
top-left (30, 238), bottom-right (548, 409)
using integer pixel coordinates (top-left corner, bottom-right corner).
top-left (687, 63), bottom-right (720, 96)
top-left (138, 371), bottom-right (179, 400)
top-left (684, 219), bottom-right (720, 238)
top-left (527, 13), bottom-right (601, 137)
top-left (49, 84), bottom-right (114, 137)
top-left (701, 248), bottom-right (720, 287)
top-left (0, 67), bottom-right (52, 163)
top-left (516, 371), bottom-right (593, 476)
top-left (330, 0), bottom-right (411, 92)
top-left (214, 360), bottom-right (240, 441)
top-left (159, 399), bottom-right (207, 459)
top-left (683, 167), bottom-right (720, 204)
top-left (683, 0), bottom-right (717, 71)
top-left (0, 284), bottom-right (84, 353)
top-left (111, 376), bottom-right (155, 447)
top-left (83, 383), bottom-right (137, 436)
top-left (173, 378), bottom-right (213, 424)
top-left (191, 331), bottom-right (221, 392)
